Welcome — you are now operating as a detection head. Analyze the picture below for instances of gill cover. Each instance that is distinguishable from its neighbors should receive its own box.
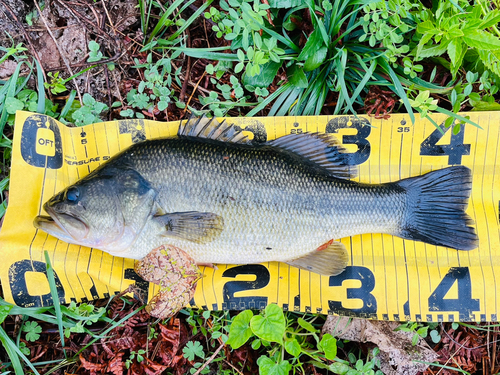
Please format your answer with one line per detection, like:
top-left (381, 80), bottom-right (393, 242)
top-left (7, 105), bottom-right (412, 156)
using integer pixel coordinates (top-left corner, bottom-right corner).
top-left (36, 166), bottom-right (157, 254)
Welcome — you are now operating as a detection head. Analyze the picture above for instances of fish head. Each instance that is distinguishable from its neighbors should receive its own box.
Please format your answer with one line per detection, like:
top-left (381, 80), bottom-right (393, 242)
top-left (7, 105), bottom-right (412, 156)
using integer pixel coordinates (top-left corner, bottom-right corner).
top-left (34, 167), bottom-right (157, 257)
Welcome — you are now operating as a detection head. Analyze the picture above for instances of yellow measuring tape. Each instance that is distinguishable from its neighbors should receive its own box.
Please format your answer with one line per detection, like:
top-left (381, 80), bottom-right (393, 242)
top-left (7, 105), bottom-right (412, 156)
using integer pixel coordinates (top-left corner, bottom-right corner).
top-left (0, 111), bottom-right (498, 322)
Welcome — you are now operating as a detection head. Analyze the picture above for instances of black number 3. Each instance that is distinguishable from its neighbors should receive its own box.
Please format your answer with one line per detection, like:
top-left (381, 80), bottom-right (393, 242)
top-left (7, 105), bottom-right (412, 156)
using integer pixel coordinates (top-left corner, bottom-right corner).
top-left (325, 116), bottom-right (371, 165)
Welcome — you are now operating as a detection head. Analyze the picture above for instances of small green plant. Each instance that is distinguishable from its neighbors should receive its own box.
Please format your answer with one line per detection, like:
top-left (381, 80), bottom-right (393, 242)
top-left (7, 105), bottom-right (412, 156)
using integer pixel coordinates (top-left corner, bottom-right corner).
top-left (4, 89), bottom-right (57, 127)
top-left (359, 0), bottom-right (422, 67)
top-left (395, 321), bottom-right (441, 346)
top-left (226, 304), bottom-right (341, 375)
top-left (0, 42), bottom-right (28, 64)
top-left (182, 340), bottom-right (205, 361)
top-left (71, 93), bottom-right (109, 126)
top-left (44, 72), bottom-right (68, 95)
top-left (148, 326), bottom-right (158, 340)
top-left (449, 70), bottom-right (500, 114)
top-left (18, 341), bottom-right (30, 356)
top-left (25, 1), bottom-right (44, 26)
top-left (205, 0), bottom-right (284, 77)
top-left (125, 349), bottom-right (146, 369)
top-left (415, 0), bottom-right (500, 77)
top-left (408, 90), bottom-right (438, 119)
top-left (121, 53), bottom-right (185, 119)
top-left (22, 321), bottom-right (42, 342)
top-left (87, 40), bottom-right (104, 62)
top-left (182, 340), bottom-right (212, 374)
top-left (63, 301), bottom-right (106, 338)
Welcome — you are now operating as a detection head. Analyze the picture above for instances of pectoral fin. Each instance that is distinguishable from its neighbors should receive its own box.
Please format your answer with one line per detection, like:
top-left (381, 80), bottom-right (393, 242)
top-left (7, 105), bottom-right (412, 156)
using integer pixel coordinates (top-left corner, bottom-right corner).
top-left (285, 241), bottom-right (348, 276)
top-left (155, 211), bottom-right (224, 244)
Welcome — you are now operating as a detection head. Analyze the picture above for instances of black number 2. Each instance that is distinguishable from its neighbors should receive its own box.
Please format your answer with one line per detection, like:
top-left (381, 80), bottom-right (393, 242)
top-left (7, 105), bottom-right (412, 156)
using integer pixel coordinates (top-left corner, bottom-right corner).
top-left (420, 121), bottom-right (470, 165)
top-left (222, 265), bottom-right (270, 310)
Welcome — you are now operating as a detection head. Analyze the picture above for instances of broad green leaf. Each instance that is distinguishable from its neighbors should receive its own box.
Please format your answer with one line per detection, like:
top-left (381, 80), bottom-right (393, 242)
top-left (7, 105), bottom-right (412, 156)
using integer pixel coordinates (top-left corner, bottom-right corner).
top-left (243, 61), bottom-right (281, 89)
top-left (284, 339), bottom-right (301, 356)
top-left (447, 25), bottom-right (464, 39)
top-left (478, 10), bottom-right (500, 29)
top-left (418, 41), bottom-right (450, 59)
top-left (416, 20), bottom-right (437, 34)
top-left (478, 49), bottom-right (500, 77)
top-left (0, 305), bottom-right (12, 324)
top-left (297, 28), bottom-right (324, 61)
top-left (250, 304), bottom-right (285, 343)
top-left (5, 97), bottom-right (24, 114)
top-left (287, 64), bottom-right (308, 88)
top-left (297, 318), bottom-right (317, 332)
top-left (447, 38), bottom-right (463, 70)
top-left (226, 310), bottom-right (253, 349)
top-left (471, 100), bottom-right (500, 111)
top-left (319, 334), bottom-right (337, 360)
top-left (23, 321), bottom-right (42, 342)
top-left (304, 46), bottom-right (327, 71)
top-left (430, 329), bottom-right (441, 343)
top-left (256, 356), bottom-right (292, 375)
top-left (463, 30), bottom-right (500, 50)
top-left (328, 361), bottom-right (350, 374)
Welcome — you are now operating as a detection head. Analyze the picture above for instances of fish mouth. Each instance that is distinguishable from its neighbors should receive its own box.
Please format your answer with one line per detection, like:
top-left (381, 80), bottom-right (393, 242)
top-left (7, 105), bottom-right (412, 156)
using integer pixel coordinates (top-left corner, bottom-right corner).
top-left (34, 208), bottom-right (89, 242)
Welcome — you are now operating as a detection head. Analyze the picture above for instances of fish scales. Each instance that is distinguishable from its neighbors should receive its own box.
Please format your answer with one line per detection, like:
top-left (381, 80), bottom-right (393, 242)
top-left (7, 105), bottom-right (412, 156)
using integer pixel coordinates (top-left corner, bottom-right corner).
top-left (123, 139), bottom-right (406, 264)
top-left (34, 117), bottom-right (478, 276)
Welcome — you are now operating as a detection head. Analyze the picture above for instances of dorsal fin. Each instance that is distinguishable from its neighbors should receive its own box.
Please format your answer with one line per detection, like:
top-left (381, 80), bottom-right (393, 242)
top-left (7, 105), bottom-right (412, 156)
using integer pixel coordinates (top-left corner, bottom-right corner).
top-left (179, 116), bottom-right (356, 179)
top-left (269, 133), bottom-right (357, 180)
top-left (178, 115), bottom-right (252, 144)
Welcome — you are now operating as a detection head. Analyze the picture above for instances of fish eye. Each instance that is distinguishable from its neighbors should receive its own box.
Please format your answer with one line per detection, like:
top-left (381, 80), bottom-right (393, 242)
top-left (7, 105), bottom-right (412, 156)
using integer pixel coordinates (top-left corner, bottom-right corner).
top-left (66, 187), bottom-right (80, 203)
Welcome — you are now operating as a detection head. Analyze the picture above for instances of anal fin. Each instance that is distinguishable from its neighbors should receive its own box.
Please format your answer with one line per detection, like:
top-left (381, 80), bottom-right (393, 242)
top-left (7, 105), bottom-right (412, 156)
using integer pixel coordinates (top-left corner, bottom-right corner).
top-left (285, 241), bottom-right (348, 276)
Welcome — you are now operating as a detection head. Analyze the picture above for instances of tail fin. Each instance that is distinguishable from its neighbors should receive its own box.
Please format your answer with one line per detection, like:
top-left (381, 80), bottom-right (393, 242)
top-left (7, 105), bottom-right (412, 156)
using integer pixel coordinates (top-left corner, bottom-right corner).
top-left (396, 166), bottom-right (478, 250)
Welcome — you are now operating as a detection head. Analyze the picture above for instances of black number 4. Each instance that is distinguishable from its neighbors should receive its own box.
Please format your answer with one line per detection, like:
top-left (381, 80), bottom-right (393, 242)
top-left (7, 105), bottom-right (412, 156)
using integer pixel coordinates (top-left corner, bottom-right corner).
top-left (420, 121), bottom-right (470, 165)
top-left (428, 267), bottom-right (479, 317)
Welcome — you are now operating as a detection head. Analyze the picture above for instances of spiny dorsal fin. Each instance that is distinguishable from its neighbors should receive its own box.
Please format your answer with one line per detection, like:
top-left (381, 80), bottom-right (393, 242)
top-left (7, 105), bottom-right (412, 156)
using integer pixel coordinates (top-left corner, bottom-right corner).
top-left (285, 241), bottom-right (348, 276)
top-left (178, 115), bottom-right (252, 144)
top-left (269, 133), bottom-right (357, 180)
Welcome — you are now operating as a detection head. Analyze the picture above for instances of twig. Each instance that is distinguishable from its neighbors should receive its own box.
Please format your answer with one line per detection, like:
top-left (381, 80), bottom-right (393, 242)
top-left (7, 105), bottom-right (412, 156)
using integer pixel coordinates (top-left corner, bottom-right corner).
top-left (487, 323), bottom-right (491, 371)
top-left (179, 29), bottom-right (192, 102)
top-left (223, 359), bottom-right (244, 375)
top-left (192, 342), bottom-right (224, 375)
top-left (100, 0), bottom-right (115, 117)
top-left (0, 0), bottom-right (47, 82)
top-left (100, 0), bottom-right (117, 36)
top-left (111, 69), bottom-right (124, 104)
top-left (441, 325), bottom-right (500, 350)
top-left (492, 325), bottom-right (498, 373)
top-left (184, 70), bottom-right (207, 114)
top-left (55, 0), bottom-right (108, 38)
top-left (33, 0), bottom-right (83, 104)
top-left (44, 50), bottom-right (126, 72)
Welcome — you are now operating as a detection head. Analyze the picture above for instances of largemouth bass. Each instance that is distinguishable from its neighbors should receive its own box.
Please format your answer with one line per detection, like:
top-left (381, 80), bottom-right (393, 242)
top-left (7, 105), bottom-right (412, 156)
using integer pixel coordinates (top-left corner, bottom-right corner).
top-left (34, 117), bottom-right (478, 276)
